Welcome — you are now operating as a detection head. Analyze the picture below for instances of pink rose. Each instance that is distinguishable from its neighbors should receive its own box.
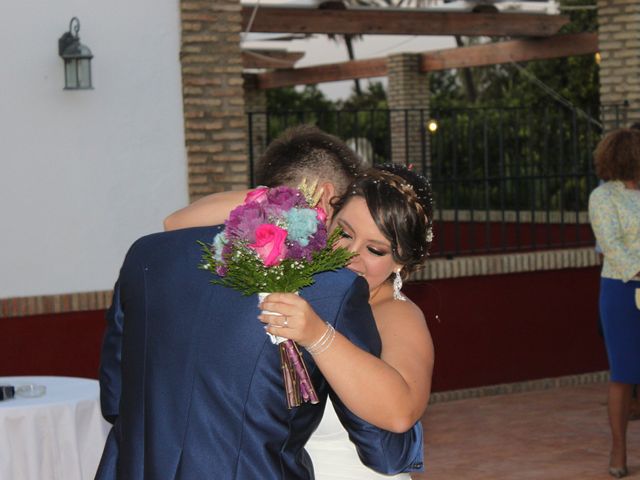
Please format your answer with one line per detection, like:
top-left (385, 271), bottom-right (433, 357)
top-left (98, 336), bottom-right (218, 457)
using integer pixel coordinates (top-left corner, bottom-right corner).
top-left (250, 224), bottom-right (288, 266)
top-left (244, 187), bottom-right (269, 204)
top-left (315, 206), bottom-right (327, 224)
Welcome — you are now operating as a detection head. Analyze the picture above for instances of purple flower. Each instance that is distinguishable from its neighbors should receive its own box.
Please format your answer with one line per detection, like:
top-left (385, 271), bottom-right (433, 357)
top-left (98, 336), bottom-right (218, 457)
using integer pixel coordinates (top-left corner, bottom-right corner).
top-left (214, 242), bottom-right (234, 273)
top-left (286, 242), bottom-right (311, 261)
top-left (216, 265), bottom-right (228, 276)
top-left (225, 202), bottom-right (269, 243)
top-left (307, 227), bottom-right (328, 253)
top-left (266, 186), bottom-right (308, 212)
top-left (285, 225), bottom-right (328, 262)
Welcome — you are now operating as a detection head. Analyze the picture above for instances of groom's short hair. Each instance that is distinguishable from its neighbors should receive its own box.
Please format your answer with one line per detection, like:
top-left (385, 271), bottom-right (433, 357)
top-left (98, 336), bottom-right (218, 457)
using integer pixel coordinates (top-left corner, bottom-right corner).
top-left (255, 125), bottom-right (363, 195)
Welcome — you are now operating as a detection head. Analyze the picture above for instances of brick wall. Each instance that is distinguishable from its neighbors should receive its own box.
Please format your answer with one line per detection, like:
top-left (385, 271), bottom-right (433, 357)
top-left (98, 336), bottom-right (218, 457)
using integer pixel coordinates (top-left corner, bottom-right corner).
top-left (1, 291), bottom-right (112, 318)
top-left (180, 0), bottom-right (248, 200)
top-left (597, 0), bottom-right (640, 129)
top-left (387, 53), bottom-right (430, 167)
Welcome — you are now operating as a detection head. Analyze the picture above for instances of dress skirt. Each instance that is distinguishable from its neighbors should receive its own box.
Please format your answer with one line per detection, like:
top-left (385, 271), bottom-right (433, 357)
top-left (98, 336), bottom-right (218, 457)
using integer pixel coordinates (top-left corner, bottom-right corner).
top-left (306, 401), bottom-right (412, 480)
top-left (599, 277), bottom-right (640, 383)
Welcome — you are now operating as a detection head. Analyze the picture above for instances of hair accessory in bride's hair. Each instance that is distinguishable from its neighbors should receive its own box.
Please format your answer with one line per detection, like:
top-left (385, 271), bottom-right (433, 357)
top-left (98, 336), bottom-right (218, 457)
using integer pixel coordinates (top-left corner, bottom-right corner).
top-left (375, 170), bottom-right (434, 247)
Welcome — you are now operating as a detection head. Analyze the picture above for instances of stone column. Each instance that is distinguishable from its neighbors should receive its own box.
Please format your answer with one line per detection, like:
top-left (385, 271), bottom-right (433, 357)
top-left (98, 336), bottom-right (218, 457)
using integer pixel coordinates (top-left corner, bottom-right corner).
top-left (387, 53), bottom-right (430, 170)
top-left (243, 74), bottom-right (268, 186)
top-left (180, 0), bottom-right (248, 201)
top-left (597, 0), bottom-right (640, 130)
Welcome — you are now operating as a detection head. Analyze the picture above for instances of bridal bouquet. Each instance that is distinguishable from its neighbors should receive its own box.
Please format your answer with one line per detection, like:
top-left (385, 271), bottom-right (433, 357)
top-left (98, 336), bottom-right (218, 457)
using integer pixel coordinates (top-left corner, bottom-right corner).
top-left (199, 182), bottom-right (354, 408)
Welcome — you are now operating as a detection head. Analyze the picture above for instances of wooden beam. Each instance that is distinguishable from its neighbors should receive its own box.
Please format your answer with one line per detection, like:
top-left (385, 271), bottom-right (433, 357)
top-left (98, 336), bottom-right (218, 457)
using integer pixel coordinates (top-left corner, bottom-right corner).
top-left (420, 32), bottom-right (598, 71)
top-left (242, 50), bottom-right (305, 69)
top-left (257, 57), bottom-right (388, 90)
top-left (242, 5), bottom-right (569, 38)
top-left (254, 32), bottom-right (598, 89)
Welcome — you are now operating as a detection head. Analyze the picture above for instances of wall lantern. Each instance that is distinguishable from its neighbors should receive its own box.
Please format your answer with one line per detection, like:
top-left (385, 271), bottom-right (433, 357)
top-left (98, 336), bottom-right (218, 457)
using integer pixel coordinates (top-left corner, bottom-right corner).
top-left (427, 119), bottom-right (438, 134)
top-left (58, 17), bottom-right (93, 90)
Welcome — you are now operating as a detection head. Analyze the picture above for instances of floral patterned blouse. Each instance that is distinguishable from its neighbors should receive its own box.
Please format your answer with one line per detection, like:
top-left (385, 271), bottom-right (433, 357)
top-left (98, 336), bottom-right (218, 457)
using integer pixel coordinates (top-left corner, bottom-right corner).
top-left (589, 180), bottom-right (640, 282)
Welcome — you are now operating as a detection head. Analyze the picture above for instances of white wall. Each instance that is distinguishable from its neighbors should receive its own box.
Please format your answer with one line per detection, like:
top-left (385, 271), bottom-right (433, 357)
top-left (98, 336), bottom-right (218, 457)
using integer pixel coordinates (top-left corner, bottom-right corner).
top-left (0, 1), bottom-right (188, 297)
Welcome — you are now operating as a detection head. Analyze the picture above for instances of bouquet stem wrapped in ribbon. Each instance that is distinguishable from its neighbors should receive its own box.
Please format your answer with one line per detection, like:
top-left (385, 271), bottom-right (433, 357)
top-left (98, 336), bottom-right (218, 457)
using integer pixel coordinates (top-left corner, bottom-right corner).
top-left (258, 291), bottom-right (319, 406)
top-left (199, 182), bottom-right (354, 408)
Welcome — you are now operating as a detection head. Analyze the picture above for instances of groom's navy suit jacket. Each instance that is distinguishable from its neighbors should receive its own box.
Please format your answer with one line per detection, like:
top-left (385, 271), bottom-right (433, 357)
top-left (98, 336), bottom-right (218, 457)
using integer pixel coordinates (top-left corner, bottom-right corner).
top-left (96, 226), bottom-right (424, 479)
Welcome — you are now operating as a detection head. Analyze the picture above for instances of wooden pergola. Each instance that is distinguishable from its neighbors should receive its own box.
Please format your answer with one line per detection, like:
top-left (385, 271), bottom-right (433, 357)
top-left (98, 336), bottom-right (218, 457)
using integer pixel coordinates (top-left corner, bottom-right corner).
top-left (239, 4), bottom-right (598, 90)
top-left (241, 5), bottom-right (569, 37)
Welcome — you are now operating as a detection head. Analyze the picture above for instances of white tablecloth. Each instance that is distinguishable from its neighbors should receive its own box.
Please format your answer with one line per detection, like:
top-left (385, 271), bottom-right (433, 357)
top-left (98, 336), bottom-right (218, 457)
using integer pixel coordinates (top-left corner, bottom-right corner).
top-left (0, 376), bottom-right (111, 480)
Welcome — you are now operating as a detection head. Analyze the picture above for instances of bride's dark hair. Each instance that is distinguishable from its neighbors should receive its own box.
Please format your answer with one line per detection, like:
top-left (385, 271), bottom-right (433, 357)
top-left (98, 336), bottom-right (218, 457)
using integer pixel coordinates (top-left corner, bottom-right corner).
top-left (331, 164), bottom-right (434, 279)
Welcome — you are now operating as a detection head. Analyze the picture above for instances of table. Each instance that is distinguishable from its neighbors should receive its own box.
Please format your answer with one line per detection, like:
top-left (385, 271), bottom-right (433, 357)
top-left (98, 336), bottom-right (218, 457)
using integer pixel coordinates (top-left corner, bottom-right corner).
top-left (0, 376), bottom-right (111, 480)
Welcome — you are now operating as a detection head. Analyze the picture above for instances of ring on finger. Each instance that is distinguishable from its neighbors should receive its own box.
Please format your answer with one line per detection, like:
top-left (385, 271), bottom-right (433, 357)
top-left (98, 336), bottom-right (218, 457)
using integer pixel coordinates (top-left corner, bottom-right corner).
top-left (283, 316), bottom-right (288, 327)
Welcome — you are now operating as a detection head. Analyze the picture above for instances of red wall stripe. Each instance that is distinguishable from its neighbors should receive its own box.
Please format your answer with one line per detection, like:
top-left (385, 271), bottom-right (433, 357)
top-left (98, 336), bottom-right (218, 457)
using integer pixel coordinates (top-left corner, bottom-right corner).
top-left (404, 266), bottom-right (607, 391)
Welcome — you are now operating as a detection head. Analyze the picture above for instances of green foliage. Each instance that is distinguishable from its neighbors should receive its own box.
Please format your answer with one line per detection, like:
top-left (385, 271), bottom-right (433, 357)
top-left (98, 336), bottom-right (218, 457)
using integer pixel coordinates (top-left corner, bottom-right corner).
top-left (337, 81), bottom-right (387, 110)
top-left (266, 82), bottom-right (391, 164)
top-left (266, 85), bottom-right (335, 113)
top-left (429, 104), bottom-right (601, 212)
top-left (265, 85), bottom-right (337, 141)
top-left (430, 0), bottom-right (599, 112)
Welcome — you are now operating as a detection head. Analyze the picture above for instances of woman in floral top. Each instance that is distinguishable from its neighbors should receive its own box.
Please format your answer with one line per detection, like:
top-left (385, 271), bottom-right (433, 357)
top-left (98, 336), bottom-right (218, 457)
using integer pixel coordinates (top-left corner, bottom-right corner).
top-left (589, 127), bottom-right (640, 478)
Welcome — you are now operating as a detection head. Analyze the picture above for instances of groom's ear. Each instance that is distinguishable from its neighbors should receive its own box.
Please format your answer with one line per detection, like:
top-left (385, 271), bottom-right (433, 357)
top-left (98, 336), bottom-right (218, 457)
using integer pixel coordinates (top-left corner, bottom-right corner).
top-left (318, 181), bottom-right (337, 223)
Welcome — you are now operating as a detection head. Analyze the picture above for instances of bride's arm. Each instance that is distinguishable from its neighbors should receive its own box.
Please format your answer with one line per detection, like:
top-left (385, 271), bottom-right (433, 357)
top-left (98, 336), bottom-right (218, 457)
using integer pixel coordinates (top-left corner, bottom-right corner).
top-left (260, 293), bottom-right (433, 433)
top-left (163, 190), bottom-right (250, 231)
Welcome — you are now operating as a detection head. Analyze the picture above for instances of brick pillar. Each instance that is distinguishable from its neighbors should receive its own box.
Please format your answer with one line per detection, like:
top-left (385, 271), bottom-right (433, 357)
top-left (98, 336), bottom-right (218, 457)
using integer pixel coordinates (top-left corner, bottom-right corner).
top-left (180, 0), bottom-right (248, 201)
top-left (243, 74), bottom-right (268, 186)
top-left (387, 53), bottom-right (430, 169)
top-left (597, 0), bottom-right (640, 130)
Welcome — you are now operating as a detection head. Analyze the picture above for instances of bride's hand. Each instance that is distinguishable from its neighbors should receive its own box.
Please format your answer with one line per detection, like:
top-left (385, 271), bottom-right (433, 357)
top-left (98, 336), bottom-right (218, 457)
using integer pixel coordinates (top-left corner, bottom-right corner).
top-left (258, 293), bottom-right (328, 347)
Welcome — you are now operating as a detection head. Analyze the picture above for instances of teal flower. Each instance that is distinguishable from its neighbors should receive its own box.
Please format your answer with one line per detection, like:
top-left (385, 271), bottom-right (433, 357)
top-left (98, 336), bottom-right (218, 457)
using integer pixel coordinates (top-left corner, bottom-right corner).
top-left (284, 208), bottom-right (318, 247)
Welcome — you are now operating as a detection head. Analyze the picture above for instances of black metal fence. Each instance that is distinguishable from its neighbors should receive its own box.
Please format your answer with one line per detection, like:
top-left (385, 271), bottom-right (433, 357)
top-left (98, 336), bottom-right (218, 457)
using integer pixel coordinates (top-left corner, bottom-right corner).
top-left (247, 104), bottom-right (631, 258)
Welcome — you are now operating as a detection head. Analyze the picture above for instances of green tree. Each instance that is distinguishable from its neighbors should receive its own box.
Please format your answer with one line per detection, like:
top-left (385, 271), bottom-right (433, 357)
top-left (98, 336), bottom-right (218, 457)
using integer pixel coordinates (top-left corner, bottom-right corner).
top-left (266, 85), bottom-right (335, 112)
top-left (336, 82), bottom-right (390, 163)
top-left (265, 85), bottom-right (337, 140)
top-left (430, 0), bottom-right (599, 112)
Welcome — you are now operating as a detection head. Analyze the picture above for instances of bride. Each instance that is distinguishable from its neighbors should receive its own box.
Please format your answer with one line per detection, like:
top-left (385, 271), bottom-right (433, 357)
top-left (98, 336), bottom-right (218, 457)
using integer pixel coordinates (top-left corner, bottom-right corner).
top-left (165, 142), bottom-right (434, 479)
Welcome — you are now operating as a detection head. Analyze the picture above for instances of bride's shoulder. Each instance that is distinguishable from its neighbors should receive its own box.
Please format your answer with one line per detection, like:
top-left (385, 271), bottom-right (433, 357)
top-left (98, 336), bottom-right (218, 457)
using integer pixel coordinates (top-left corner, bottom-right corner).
top-left (374, 295), bottom-right (426, 326)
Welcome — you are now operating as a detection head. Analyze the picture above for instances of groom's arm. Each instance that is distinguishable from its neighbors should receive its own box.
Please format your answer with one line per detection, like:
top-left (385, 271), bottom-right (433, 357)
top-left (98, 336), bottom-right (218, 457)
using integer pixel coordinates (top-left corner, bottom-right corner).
top-left (330, 392), bottom-right (424, 473)
top-left (99, 279), bottom-right (124, 424)
top-left (330, 277), bottom-right (425, 474)
top-left (98, 233), bottom-right (150, 424)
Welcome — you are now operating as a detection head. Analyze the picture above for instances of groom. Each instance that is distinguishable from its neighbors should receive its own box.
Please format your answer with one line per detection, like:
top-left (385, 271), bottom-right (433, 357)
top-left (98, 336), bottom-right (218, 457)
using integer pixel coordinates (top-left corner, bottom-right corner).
top-left (96, 126), bottom-right (424, 479)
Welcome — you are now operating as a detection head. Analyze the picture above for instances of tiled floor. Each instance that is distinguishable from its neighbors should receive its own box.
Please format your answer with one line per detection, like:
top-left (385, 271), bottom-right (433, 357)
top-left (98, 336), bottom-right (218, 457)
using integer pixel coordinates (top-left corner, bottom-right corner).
top-left (413, 382), bottom-right (640, 480)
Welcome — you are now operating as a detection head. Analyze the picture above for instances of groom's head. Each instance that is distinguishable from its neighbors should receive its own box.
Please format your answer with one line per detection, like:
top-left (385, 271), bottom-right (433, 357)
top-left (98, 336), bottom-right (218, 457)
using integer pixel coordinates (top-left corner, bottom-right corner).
top-left (255, 125), bottom-right (363, 217)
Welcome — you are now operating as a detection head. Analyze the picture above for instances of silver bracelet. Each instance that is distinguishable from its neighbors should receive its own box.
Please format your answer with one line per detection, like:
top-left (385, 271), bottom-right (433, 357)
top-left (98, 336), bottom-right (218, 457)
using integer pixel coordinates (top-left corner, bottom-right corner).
top-left (305, 322), bottom-right (332, 351)
top-left (305, 322), bottom-right (333, 350)
top-left (306, 323), bottom-right (336, 355)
